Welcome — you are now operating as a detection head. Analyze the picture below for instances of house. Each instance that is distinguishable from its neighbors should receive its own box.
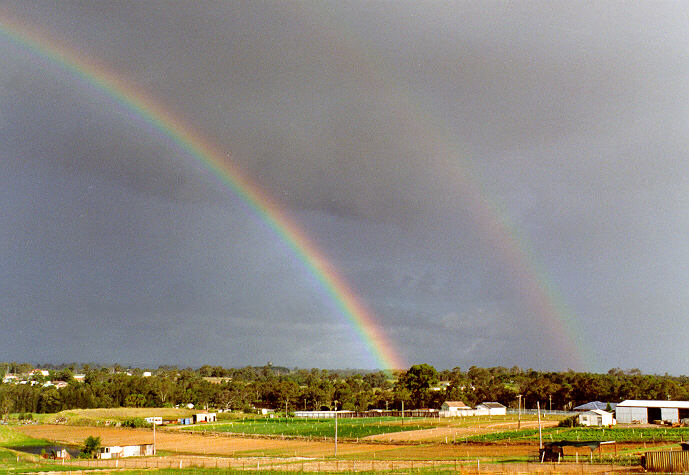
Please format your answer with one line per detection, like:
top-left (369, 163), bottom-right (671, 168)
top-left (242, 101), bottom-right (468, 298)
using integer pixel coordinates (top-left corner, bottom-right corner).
top-left (616, 400), bottom-right (689, 424)
top-left (475, 402), bottom-right (507, 415)
top-left (29, 369), bottom-right (49, 378)
top-left (193, 412), bottom-right (217, 423)
top-left (578, 409), bottom-right (615, 426)
top-left (440, 401), bottom-right (472, 417)
top-left (97, 443), bottom-right (153, 459)
top-left (73, 374), bottom-right (85, 382)
top-left (574, 401), bottom-right (617, 412)
top-left (2, 374), bottom-right (18, 384)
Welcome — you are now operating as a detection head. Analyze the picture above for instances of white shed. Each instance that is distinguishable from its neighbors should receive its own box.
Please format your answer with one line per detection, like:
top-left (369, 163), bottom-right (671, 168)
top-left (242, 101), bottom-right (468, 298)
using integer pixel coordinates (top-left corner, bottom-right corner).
top-left (475, 402), bottom-right (507, 416)
top-left (578, 409), bottom-right (614, 426)
top-left (440, 401), bottom-right (472, 417)
top-left (97, 444), bottom-right (153, 459)
top-left (616, 400), bottom-right (689, 424)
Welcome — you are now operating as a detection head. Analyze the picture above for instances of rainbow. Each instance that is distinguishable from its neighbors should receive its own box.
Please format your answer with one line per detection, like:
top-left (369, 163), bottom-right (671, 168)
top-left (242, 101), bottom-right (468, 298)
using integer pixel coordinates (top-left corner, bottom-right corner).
top-left (0, 13), bottom-right (405, 370)
top-left (279, 4), bottom-right (592, 369)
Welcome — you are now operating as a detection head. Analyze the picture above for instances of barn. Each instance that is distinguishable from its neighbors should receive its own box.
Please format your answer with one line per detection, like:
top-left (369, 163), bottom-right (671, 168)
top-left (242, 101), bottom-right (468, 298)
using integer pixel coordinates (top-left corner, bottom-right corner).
top-left (616, 400), bottom-right (689, 424)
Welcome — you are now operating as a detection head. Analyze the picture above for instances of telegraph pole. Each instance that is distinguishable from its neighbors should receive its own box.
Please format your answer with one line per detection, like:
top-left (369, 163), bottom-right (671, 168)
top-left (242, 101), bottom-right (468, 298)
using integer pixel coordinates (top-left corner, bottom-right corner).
top-left (334, 400), bottom-right (338, 457)
top-left (517, 394), bottom-right (522, 430)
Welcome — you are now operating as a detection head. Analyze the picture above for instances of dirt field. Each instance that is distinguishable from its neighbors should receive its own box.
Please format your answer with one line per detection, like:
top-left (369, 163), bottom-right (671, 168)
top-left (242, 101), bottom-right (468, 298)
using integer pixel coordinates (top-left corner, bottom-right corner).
top-left (17, 424), bottom-right (401, 457)
top-left (365, 419), bottom-right (559, 442)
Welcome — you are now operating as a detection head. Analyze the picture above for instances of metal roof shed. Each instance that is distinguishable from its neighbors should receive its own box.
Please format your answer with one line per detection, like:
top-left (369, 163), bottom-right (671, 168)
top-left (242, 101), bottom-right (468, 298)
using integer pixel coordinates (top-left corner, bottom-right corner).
top-left (616, 400), bottom-right (689, 424)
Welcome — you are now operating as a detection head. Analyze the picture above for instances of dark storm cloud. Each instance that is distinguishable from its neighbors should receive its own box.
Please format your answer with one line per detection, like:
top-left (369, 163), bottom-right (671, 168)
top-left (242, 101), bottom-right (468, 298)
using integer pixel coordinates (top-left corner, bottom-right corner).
top-left (2, 1), bottom-right (689, 372)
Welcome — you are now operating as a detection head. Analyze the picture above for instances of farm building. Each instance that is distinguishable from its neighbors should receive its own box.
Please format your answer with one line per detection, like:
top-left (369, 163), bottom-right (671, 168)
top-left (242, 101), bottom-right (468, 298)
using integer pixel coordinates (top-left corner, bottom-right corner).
top-left (193, 412), bottom-right (217, 423)
top-left (97, 443), bottom-right (153, 459)
top-left (475, 402), bottom-right (507, 415)
top-left (440, 401), bottom-right (472, 417)
top-left (574, 401), bottom-right (617, 412)
top-left (616, 400), bottom-right (689, 424)
top-left (293, 410), bottom-right (354, 419)
top-left (578, 409), bottom-right (615, 426)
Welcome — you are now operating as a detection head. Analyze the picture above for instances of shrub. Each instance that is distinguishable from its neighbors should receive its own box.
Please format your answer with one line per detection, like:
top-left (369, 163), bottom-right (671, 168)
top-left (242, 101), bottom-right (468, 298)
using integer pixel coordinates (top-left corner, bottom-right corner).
top-left (121, 417), bottom-right (151, 428)
top-left (558, 415), bottom-right (579, 427)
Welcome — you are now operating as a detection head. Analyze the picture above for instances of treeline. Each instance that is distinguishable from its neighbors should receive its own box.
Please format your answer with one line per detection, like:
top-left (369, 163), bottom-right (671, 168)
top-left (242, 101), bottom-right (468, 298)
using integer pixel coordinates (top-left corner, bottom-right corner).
top-left (2, 363), bottom-right (689, 415)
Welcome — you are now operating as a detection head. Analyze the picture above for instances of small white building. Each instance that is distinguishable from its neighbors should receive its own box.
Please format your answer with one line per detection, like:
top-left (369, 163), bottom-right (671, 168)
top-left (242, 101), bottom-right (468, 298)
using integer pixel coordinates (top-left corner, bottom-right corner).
top-left (440, 401), bottom-right (472, 417)
top-left (193, 412), bottom-right (217, 423)
top-left (475, 402), bottom-right (507, 416)
top-left (616, 400), bottom-right (689, 424)
top-left (578, 409), bottom-right (615, 427)
top-left (97, 443), bottom-right (153, 459)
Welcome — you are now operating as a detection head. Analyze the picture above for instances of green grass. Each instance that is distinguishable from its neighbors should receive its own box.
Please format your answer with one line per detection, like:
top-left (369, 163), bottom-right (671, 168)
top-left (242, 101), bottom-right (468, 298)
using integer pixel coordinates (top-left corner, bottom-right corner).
top-left (464, 425), bottom-right (689, 443)
top-left (182, 416), bottom-right (437, 439)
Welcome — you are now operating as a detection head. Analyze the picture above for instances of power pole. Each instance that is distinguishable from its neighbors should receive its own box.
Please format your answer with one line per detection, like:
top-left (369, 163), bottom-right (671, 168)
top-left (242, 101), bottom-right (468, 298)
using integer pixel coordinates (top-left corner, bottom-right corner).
top-left (517, 394), bottom-right (522, 430)
top-left (537, 401), bottom-right (543, 450)
top-left (334, 400), bottom-right (338, 457)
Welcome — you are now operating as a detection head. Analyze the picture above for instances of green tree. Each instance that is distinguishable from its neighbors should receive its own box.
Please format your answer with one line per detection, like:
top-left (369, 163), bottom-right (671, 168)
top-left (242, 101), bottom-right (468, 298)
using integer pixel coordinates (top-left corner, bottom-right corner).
top-left (398, 364), bottom-right (438, 408)
top-left (81, 435), bottom-right (101, 459)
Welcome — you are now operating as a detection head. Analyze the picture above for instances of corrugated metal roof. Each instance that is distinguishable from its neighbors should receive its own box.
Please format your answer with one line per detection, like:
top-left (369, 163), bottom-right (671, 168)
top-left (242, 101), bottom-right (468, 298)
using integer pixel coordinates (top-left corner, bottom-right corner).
top-left (574, 401), bottom-right (617, 411)
top-left (478, 402), bottom-right (506, 409)
top-left (617, 400), bottom-right (689, 409)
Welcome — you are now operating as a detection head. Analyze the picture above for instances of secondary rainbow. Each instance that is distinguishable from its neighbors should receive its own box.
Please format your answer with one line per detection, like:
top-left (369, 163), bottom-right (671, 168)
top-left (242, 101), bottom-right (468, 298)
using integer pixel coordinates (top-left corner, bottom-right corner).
top-left (0, 14), bottom-right (405, 370)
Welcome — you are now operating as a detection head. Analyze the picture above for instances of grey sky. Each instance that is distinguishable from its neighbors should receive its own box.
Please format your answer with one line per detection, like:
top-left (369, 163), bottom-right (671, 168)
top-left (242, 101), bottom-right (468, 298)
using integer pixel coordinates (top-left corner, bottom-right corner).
top-left (1, 1), bottom-right (688, 372)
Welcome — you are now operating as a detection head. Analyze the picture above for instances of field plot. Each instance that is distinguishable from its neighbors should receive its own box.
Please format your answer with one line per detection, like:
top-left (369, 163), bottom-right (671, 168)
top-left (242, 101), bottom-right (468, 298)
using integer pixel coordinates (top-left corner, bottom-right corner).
top-left (183, 416), bottom-right (437, 439)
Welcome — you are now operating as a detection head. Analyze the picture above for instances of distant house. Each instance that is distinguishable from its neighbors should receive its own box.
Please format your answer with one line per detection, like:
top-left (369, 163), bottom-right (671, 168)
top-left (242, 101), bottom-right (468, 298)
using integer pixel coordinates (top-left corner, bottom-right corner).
top-left (29, 369), bottom-right (49, 378)
top-left (440, 401), bottom-right (472, 417)
top-left (97, 443), bottom-right (153, 459)
top-left (574, 401), bottom-right (617, 412)
top-left (193, 412), bottom-right (217, 423)
top-left (142, 371), bottom-right (152, 377)
top-left (475, 402), bottom-right (507, 415)
top-left (616, 400), bottom-right (689, 424)
top-left (578, 409), bottom-right (615, 427)
top-left (144, 416), bottom-right (163, 425)
top-left (73, 374), bottom-right (85, 382)
top-left (2, 374), bottom-right (18, 384)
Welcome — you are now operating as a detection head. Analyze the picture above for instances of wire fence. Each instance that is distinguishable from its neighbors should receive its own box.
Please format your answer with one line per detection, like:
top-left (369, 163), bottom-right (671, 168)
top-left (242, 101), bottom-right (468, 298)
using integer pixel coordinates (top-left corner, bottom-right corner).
top-left (35, 455), bottom-right (638, 473)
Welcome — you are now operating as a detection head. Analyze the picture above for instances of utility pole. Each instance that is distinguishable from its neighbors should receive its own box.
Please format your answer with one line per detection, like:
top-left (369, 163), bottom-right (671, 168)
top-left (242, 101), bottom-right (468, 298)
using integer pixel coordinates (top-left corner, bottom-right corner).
top-left (153, 421), bottom-right (156, 455)
top-left (334, 400), bottom-right (338, 457)
top-left (537, 401), bottom-right (543, 450)
top-left (401, 400), bottom-right (405, 426)
top-left (549, 395), bottom-right (552, 413)
top-left (517, 394), bottom-right (522, 430)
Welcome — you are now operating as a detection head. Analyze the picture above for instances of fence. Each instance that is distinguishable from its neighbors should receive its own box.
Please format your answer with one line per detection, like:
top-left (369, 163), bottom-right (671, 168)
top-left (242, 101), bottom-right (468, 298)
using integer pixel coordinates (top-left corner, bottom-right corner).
top-left (293, 410), bottom-right (439, 419)
top-left (40, 455), bottom-right (636, 473)
top-left (506, 409), bottom-right (577, 417)
top-left (643, 450), bottom-right (689, 472)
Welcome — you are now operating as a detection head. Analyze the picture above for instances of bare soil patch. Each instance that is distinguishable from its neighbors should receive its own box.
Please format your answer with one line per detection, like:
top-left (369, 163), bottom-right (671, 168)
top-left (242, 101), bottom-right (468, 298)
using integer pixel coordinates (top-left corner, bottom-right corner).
top-left (365, 419), bottom-right (559, 442)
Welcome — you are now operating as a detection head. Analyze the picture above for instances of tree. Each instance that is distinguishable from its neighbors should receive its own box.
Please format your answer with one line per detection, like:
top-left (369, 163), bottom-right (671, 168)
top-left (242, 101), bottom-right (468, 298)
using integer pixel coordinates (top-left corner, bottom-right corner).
top-left (398, 364), bottom-right (438, 408)
top-left (81, 435), bottom-right (101, 459)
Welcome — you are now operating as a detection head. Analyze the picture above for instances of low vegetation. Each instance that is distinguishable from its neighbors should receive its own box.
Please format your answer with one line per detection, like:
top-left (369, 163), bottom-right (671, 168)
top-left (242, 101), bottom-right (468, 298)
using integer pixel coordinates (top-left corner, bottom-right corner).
top-left (184, 416), bottom-right (438, 439)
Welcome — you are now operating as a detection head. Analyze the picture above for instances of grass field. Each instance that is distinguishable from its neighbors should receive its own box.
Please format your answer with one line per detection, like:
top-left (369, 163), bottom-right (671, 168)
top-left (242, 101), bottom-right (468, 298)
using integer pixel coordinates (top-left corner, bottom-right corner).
top-left (466, 425), bottom-right (689, 443)
top-left (182, 416), bottom-right (438, 438)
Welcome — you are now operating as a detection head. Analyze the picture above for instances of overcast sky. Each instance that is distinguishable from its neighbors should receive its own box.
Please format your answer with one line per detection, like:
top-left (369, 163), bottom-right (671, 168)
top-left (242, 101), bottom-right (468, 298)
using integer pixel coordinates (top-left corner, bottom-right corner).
top-left (1, 1), bottom-right (688, 373)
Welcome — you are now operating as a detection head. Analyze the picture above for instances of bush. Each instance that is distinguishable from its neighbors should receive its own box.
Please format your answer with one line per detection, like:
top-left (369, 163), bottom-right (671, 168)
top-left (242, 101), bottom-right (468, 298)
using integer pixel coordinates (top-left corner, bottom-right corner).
top-left (558, 415), bottom-right (580, 427)
top-left (121, 417), bottom-right (151, 428)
